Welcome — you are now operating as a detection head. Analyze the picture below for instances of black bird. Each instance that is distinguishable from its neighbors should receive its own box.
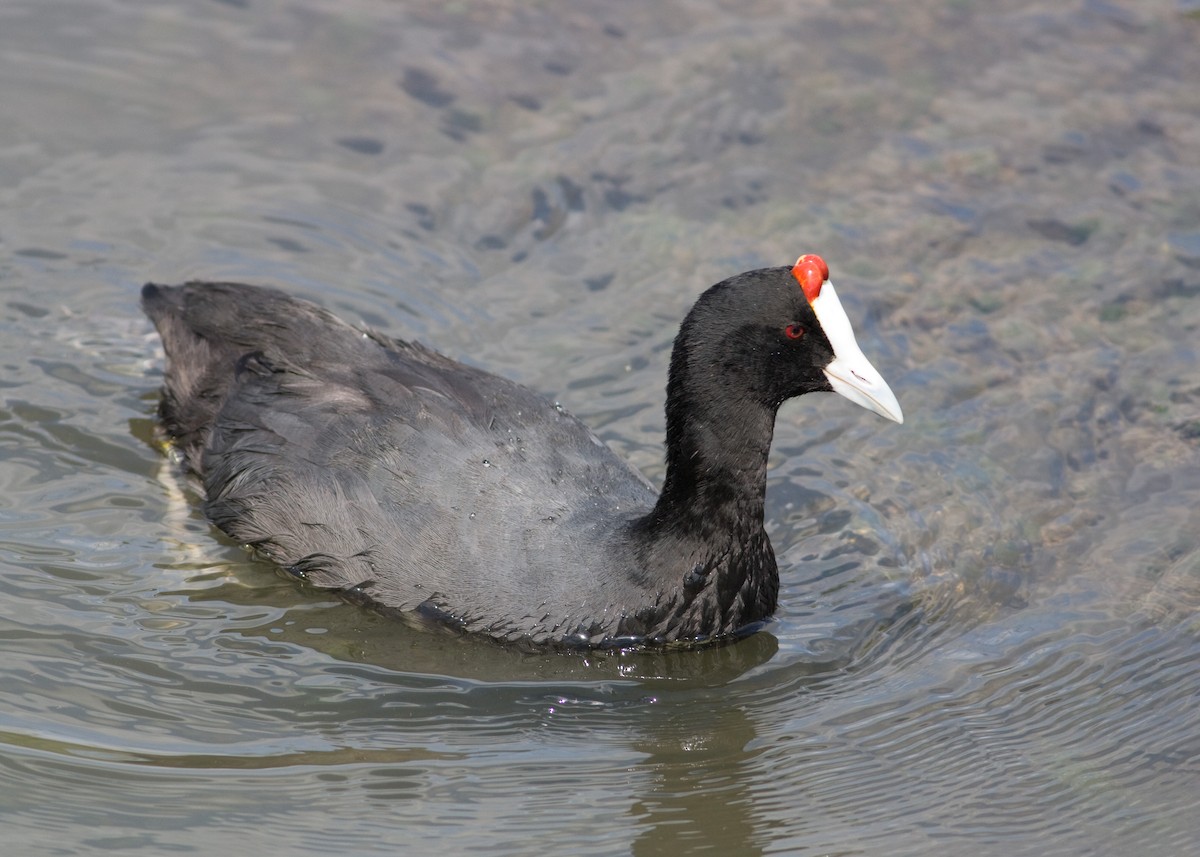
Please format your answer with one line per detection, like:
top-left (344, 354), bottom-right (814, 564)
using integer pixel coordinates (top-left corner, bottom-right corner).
top-left (141, 255), bottom-right (902, 649)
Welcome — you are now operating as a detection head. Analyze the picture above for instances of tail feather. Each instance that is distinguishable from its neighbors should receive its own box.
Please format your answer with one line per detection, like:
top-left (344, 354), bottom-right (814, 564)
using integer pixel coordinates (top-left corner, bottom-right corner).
top-left (141, 283), bottom-right (257, 471)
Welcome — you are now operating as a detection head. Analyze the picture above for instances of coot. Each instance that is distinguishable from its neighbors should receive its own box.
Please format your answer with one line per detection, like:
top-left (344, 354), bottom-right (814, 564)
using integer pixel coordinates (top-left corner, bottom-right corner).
top-left (142, 255), bottom-right (902, 649)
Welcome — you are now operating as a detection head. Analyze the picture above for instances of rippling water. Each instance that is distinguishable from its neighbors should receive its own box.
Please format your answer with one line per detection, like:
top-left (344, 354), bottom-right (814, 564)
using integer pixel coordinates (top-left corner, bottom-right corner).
top-left (2, 1), bottom-right (1199, 854)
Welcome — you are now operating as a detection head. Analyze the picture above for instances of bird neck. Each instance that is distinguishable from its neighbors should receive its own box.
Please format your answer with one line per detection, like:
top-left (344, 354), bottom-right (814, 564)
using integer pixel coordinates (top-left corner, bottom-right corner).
top-left (646, 343), bottom-right (778, 543)
top-left (600, 306), bottom-right (793, 645)
top-left (617, 380), bottom-right (779, 644)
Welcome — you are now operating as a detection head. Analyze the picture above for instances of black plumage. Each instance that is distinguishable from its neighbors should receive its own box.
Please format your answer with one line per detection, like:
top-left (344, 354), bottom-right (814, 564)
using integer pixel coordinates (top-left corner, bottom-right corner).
top-left (142, 264), bottom-right (898, 649)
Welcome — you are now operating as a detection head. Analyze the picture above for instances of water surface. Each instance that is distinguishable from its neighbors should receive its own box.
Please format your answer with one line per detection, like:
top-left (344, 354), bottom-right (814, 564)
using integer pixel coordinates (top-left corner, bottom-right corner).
top-left (2, 1), bottom-right (1198, 854)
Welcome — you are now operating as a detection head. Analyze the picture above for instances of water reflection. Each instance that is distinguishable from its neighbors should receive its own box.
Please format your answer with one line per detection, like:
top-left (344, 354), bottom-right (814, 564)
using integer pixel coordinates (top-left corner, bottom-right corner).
top-left (629, 704), bottom-right (765, 857)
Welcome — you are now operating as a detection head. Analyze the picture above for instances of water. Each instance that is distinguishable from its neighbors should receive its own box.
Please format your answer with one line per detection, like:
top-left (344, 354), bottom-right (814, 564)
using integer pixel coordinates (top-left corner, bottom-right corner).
top-left (2, 0), bottom-right (1199, 854)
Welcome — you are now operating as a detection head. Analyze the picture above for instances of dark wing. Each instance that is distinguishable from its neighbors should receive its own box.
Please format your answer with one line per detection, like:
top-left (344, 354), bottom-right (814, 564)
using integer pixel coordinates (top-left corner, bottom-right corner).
top-left (145, 282), bottom-right (657, 638)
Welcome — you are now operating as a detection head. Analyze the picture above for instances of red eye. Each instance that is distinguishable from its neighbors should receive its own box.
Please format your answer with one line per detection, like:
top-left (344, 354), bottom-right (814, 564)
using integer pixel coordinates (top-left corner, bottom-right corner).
top-left (785, 323), bottom-right (805, 340)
